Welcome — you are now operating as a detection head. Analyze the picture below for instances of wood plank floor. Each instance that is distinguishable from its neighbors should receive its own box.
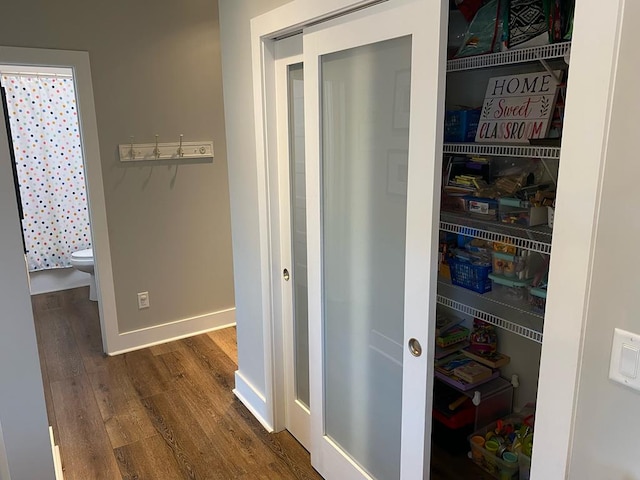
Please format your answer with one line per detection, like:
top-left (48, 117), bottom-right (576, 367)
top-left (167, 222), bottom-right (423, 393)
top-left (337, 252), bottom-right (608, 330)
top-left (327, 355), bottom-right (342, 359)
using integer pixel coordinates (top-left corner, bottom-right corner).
top-left (32, 287), bottom-right (492, 480)
top-left (32, 287), bottom-right (322, 480)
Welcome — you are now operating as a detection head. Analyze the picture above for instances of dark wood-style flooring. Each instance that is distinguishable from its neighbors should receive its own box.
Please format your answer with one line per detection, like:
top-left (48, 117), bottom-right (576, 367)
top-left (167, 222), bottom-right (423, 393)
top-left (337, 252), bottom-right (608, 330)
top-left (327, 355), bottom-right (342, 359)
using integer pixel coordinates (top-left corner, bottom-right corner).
top-left (32, 287), bottom-right (322, 480)
top-left (32, 287), bottom-right (491, 480)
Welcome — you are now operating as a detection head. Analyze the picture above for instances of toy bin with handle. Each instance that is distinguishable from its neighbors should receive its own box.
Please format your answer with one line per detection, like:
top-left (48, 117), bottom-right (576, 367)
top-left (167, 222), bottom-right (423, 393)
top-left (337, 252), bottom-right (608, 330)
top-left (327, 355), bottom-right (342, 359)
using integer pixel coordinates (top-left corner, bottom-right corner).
top-left (468, 414), bottom-right (531, 480)
top-left (448, 256), bottom-right (492, 294)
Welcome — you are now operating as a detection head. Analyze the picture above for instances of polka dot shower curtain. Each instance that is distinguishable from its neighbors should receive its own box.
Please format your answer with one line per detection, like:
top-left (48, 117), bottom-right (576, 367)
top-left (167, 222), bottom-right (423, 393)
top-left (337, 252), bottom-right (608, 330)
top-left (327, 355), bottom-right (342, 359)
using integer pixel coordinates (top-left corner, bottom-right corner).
top-left (1, 74), bottom-right (91, 271)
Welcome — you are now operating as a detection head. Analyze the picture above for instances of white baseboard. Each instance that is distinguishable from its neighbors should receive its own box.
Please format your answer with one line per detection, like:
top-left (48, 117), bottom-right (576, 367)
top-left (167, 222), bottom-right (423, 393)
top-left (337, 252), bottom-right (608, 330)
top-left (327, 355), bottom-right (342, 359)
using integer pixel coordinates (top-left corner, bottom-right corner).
top-left (29, 268), bottom-right (91, 295)
top-left (49, 426), bottom-right (64, 480)
top-left (233, 370), bottom-right (273, 432)
top-left (107, 308), bottom-right (236, 355)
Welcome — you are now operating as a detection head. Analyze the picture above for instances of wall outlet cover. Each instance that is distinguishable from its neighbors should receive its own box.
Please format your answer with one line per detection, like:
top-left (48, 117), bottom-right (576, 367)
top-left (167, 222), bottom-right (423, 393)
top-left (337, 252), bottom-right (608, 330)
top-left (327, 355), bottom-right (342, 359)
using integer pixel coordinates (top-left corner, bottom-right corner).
top-left (137, 291), bottom-right (150, 309)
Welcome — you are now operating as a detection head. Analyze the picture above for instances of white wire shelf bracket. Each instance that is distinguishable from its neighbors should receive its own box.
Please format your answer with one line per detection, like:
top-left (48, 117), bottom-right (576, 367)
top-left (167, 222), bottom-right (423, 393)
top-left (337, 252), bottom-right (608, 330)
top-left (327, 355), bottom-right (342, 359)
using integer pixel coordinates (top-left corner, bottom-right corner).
top-left (440, 214), bottom-right (552, 254)
top-left (447, 42), bottom-right (571, 72)
top-left (443, 143), bottom-right (561, 159)
top-left (437, 279), bottom-right (544, 343)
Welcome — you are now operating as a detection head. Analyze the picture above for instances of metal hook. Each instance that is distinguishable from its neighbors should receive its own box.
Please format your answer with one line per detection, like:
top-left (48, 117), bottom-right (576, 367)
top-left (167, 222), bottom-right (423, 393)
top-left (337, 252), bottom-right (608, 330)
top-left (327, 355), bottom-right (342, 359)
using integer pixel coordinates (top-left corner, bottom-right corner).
top-left (178, 134), bottom-right (184, 157)
top-left (129, 136), bottom-right (135, 160)
top-left (154, 134), bottom-right (160, 159)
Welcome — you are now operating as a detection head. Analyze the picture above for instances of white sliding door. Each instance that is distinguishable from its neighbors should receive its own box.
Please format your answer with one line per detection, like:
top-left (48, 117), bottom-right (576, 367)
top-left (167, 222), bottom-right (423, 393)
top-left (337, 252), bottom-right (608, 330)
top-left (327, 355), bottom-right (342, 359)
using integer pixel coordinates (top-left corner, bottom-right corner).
top-left (303, 1), bottom-right (447, 479)
top-left (274, 35), bottom-right (311, 450)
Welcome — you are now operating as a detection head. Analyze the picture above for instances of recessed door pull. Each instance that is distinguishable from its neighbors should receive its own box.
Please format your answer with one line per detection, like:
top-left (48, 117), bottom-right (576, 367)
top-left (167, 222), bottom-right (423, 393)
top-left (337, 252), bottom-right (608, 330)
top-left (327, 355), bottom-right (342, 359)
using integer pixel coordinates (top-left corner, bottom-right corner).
top-left (408, 338), bottom-right (422, 357)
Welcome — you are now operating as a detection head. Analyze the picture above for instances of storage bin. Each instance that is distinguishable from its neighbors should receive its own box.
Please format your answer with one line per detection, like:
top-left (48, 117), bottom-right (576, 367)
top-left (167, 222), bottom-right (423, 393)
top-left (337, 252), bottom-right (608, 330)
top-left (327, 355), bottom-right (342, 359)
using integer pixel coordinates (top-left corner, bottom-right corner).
top-left (432, 377), bottom-right (513, 454)
top-left (441, 193), bottom-right (467, 213)
top-left (444, 109), bottom-right (481, 142)
top-left (519, 453), bottom-right (531, 480)
top-left (465, 196), bottom-right (499, 220)
top-left (498, 198), bottom-right (548, 227)
top-left (468, 414), bottom-right (530, 480)
top-left (489, 274), bottom-right (532, 301)
top-left (449, 256), bottom-right (492, 294)
top-left (528, 287), bottom-right (547, 314)
top-left (492, 252), bottom-right (518, 277)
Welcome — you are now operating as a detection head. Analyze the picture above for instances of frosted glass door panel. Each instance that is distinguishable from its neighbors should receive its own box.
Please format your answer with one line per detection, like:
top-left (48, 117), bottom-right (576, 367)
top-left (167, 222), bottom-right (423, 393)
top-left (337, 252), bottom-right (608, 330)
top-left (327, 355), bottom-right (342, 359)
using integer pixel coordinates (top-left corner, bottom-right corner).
top-left (322, 36), bottom-right (411, 480)
top-left (288, 64), bottom-right (310, 408)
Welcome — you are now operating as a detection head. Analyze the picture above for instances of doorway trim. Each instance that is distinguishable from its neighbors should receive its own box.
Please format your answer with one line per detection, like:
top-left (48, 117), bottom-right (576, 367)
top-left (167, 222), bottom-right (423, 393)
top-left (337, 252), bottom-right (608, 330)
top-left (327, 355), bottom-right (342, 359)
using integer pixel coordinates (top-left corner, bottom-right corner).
top-left (0, 46), bottom-right (118, 353)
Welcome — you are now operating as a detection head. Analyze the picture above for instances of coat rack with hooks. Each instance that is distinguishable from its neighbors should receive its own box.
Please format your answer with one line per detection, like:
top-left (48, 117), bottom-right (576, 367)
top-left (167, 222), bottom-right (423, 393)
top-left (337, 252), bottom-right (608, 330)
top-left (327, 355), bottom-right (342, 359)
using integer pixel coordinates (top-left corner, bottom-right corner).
top-left (118, 135), bottom-right (214, 162)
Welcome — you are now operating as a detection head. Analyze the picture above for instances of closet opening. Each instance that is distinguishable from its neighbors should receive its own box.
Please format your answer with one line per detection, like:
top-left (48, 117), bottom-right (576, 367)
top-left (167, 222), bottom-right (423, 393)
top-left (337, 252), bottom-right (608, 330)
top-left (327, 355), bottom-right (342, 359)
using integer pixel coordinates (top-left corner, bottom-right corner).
top-left (430, 1), bottom-right (572, 478)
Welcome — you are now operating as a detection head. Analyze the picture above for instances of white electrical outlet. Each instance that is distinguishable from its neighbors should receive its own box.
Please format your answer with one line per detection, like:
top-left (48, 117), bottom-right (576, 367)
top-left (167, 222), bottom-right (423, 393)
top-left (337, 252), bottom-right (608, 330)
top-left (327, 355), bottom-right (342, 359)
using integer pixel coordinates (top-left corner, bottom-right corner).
top-left (137, 291), bottom-right (150, 309)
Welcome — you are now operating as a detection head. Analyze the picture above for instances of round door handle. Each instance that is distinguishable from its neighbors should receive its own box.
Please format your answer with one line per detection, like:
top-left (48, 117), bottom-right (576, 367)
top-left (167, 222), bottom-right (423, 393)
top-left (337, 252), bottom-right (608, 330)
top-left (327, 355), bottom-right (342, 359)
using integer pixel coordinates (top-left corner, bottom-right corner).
top-left (283, 268), bottom-right (290, 281)
top-left (408, 338), bottom-right (422, 357)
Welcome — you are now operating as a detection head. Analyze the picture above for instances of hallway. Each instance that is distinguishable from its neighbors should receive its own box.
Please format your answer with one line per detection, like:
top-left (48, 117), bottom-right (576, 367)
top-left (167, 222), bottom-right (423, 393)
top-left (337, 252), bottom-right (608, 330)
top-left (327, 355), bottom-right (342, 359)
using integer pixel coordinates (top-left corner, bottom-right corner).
top-left (32, 287), bottom-right (321, 479)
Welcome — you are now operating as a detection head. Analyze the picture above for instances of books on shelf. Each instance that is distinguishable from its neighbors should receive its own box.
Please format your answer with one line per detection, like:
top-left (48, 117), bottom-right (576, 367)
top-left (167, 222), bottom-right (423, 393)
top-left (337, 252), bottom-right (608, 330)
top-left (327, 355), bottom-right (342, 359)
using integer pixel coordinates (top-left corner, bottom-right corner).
top-left (436, 325), bottom-right (470, 348)
top-left (435, 313), bottom-right (463, 337)
top-left (453, 361), bottom-right (493, 384)
top-left (435, 352), bottom-right (500, 391)
top-left (462, 347), bottom-right (511, 369)
top-left (435, 341), bottom-right (470, 360)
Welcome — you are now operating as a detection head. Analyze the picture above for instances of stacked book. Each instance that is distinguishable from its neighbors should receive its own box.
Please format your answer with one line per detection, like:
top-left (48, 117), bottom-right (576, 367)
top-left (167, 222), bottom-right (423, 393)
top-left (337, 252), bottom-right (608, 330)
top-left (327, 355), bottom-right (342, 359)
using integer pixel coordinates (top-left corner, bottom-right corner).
top-left (434, 313), bottom-right (510, 391)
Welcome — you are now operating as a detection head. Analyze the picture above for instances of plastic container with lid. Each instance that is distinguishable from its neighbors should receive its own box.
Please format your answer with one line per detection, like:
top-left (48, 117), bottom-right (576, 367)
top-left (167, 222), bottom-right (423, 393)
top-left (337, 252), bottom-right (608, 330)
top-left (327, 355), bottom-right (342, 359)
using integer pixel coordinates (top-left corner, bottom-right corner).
top-left (489, 273), bottom-right (532, 301)
top-left (498, 198), bottom-right (548, 227)
top-left (468, 413), bottom-right (533, 480)
top-left (528, 287), bottom-right (547, 314)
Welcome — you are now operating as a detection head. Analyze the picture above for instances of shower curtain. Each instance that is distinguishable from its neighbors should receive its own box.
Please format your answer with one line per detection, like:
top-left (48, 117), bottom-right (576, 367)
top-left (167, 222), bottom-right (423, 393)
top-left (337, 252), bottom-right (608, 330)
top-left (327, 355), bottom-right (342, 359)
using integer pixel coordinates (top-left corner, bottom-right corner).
top-left (1, 74), bottom-right (92, 271)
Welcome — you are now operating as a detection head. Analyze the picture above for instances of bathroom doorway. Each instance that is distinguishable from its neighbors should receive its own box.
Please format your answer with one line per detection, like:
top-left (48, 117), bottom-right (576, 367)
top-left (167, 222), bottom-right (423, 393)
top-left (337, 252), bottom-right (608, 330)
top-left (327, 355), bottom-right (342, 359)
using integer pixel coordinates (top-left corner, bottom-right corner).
top-left (0, 47), bottom-right (118, 353)
top-left (0, 65), bottom-right (95, 298)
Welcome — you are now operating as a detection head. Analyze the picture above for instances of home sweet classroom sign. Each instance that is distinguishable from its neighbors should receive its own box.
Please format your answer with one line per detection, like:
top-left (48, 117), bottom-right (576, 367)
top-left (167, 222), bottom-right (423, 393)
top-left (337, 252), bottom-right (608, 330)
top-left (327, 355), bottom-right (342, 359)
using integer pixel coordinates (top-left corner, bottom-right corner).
top-left (475, 71), bottom-right (561, 143)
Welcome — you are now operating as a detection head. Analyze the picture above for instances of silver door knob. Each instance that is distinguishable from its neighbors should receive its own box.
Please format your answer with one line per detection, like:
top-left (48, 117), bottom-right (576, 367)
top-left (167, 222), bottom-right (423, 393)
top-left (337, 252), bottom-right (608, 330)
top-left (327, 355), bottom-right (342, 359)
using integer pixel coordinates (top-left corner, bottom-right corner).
top-left (408, 338), bottom-right (422, 357)
top-left (283, 268), bottom-right (290, 281)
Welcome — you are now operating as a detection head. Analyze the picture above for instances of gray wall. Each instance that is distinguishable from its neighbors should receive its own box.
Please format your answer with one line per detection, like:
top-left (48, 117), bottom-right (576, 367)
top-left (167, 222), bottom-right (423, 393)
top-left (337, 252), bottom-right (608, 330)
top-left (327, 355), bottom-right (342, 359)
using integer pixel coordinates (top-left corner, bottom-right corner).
top-left (0, 98), bottom-right (54, 479)
top-left (569, 1), bottom-right (640, 478)
top-left (0, 0), bottom-right (235, 333)
top-left (218, 0), bottom-right (291, 395)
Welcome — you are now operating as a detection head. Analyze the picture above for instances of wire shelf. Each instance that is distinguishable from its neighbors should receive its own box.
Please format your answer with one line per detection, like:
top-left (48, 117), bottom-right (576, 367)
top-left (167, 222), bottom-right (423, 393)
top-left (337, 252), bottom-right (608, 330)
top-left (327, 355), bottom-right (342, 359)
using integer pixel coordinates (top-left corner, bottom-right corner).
top-left (447, 42), bottom-right (571, 72)
top-left (440, 212), bottom-right (552, 254)
top-left (437, 279), bottom-right (544, 343)
top-left (443, 143), bottom-right (561, 159)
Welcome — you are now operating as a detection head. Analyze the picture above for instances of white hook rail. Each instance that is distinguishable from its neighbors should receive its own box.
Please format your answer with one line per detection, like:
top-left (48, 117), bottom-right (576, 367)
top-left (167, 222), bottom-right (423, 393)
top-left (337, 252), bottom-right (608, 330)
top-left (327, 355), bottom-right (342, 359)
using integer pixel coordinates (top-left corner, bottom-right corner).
top-left (119, 136), bottom-right (214, 162)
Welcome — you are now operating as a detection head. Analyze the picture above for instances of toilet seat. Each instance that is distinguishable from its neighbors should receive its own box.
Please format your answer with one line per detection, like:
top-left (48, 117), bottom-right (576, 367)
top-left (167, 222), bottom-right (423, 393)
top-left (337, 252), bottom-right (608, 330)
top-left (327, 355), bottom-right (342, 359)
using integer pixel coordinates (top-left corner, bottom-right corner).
top-left (71, 248), bottom-right (93, 266)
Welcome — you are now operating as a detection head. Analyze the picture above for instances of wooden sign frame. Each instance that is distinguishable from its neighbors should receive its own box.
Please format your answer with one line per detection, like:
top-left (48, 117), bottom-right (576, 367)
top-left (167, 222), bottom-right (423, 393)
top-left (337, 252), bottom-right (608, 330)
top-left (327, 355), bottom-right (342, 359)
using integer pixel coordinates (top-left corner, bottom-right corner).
top-left (475, 70), bottom-right (561, 144)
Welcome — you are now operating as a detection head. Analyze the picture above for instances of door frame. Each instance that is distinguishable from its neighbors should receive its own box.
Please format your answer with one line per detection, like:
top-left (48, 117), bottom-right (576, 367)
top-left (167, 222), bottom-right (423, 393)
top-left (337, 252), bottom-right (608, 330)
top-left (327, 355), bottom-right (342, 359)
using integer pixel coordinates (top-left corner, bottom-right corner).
top-left (248, 0), bottom-right (622, 478)
top-left (0, 46), bottom-right (118, 354)
top-left (272, 36), bottom-right (311, 449)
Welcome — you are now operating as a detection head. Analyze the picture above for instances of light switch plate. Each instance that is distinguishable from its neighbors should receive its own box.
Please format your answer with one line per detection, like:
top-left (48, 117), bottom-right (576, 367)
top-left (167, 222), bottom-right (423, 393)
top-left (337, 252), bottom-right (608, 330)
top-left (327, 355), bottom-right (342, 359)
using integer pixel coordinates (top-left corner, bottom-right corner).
top-left (609, 328), bottom-right (640, 391)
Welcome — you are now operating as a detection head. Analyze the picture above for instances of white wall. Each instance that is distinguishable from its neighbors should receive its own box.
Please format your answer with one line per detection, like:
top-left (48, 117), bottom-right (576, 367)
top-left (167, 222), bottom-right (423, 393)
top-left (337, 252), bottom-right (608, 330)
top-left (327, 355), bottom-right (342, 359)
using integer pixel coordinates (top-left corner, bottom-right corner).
top-left (218, 0), bottom-right (292, 398)
top-left (0, 91), bottom-right (54, 479)
top-left (568, 2), bottom-right (640, 478)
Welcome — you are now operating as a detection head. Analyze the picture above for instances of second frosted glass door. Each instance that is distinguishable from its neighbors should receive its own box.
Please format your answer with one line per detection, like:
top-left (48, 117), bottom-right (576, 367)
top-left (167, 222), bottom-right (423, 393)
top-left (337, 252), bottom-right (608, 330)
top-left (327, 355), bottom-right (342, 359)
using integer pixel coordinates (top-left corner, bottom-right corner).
top-left (321, 36), bottom-right (410, 480)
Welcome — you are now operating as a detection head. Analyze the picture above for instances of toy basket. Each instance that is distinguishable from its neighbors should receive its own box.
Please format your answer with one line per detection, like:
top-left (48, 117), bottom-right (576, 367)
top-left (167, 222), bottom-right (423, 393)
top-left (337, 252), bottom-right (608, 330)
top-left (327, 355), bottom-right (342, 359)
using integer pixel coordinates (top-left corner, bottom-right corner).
top-left (449, 257), bottom-right (492, 294)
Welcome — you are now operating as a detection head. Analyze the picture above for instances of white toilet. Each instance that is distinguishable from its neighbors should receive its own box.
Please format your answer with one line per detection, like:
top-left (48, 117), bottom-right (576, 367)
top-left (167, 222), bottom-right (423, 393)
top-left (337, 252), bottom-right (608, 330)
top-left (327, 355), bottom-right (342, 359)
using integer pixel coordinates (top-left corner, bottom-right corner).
top-left (70, 248), bottom-right (97, 301)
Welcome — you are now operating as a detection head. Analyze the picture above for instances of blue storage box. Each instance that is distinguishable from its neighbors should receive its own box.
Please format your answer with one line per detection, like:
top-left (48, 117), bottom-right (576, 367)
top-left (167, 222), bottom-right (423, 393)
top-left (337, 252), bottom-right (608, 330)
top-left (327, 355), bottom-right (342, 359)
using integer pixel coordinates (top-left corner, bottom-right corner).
top-left (444, 109), bottom-right (481, 142)
top-left (449, 256), bottom-right (492, 294)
